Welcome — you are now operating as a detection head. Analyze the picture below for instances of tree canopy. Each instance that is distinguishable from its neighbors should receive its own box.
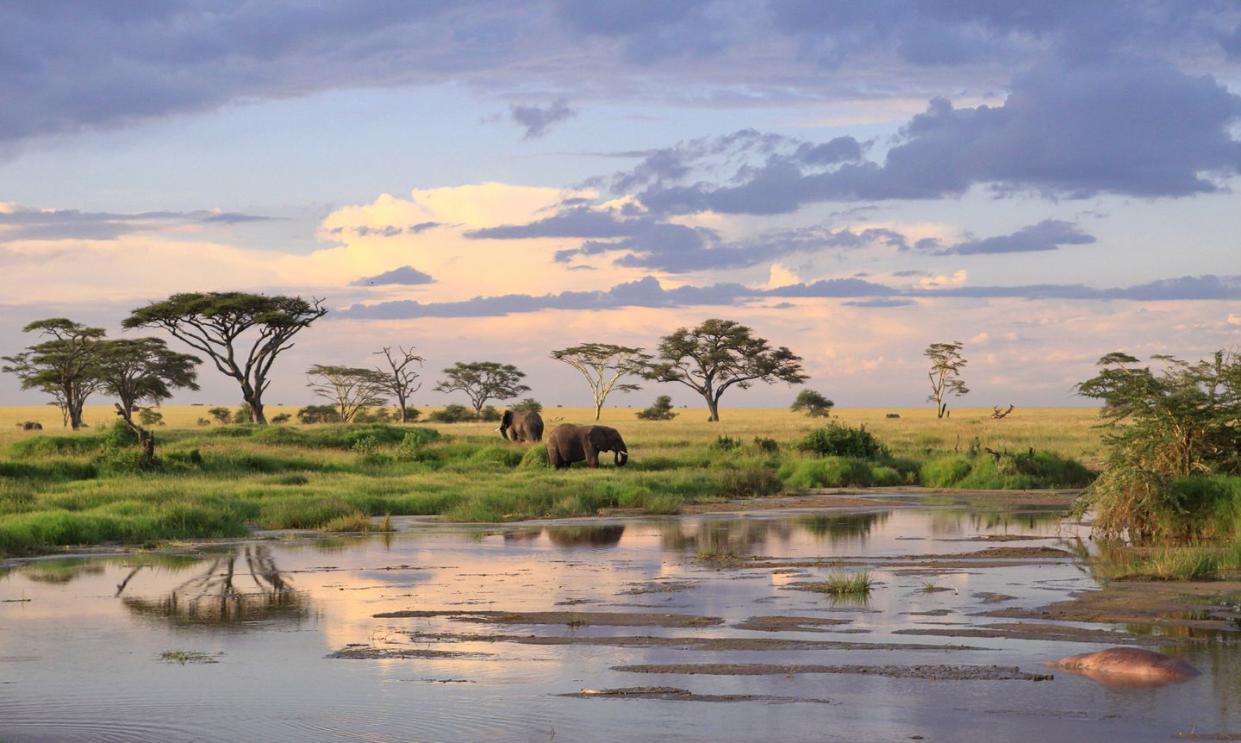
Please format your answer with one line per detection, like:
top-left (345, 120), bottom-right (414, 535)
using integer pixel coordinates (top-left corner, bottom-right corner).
top-left (2, 318), bottom-right (106, 429)
top-left (644, 319), bottom-right (806, 422)
top-left (434, 361), bottom-right (530, 413)
top-left (791, 389), bottom-right (835, 418)
top-left (306, 364), bottom-right (389, 423)
top-left (925, 341), bottom-right (968, 419)
top-left (1076, 350), bottom-right (1240, 542)
top-left (96, 337), bottom-right (201, 462)
top-left (123, 292), bottom-right (326, 424)
top-left (551, 343), bottom-right (651, 420)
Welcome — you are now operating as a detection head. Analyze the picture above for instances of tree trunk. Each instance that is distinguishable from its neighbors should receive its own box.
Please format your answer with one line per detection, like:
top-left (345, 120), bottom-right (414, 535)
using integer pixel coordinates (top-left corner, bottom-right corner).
top-left (594, 400), bottom-right (603, 421)
top-left (705, 396), bottom-right (720, 422)
top-left (396, 394), bottom-right (408, 423)
top-left (247, 398), bottom-right (267, 425)
top-left (936, 401), bottom-right (947, 419)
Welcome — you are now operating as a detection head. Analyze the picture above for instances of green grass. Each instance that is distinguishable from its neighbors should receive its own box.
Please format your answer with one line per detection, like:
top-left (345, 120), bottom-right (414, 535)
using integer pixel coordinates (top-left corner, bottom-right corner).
top-left (809, 571), bottom-right (875, 596)
top-left (0, 408), bottom-right (1104, 557)
top-left (1092, 545), bottom-right (1223, 581)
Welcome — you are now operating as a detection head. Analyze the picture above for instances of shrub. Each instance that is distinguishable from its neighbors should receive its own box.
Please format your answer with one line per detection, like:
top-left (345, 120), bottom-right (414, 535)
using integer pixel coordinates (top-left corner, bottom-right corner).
top-left (710, 436), bottom-right (741, 451)
top-left (353, 407), bottom-right (393, 423)
top-left (270, 413), bottom-right (292, 424)
top-left (781, 457), bottom-right (874, 489)
top-left (796, 422), bottom-right (887, 459)
top-left (231, 407), bottom-right (254, 424)
top-left (399, 407), bottom-right (421, 422)
top-left (479, 405), bottom-right (502, 422)
top-left (752, 437), bottom-right (779, 454)
top-left (519, 444), bottom-right (549, 468)
top-left (296, 404), bottom-right (341, 424)
top-left (208, 407), bottom-right (232, 424)
top-left (429, 404), bottom-right (475, 423)
top-left (195, 417), bottom-right (211, 427)
top-left (920, 456), bottom-right (973, 487)
top-left (719, 466), bottom-right (782, 497)
top-left (636, 395), bottom-right (677, 420)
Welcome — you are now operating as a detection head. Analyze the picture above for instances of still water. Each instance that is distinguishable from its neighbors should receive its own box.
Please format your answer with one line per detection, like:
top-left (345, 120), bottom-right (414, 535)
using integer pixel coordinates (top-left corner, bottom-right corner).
top-left (1, 504), bottom-right (1237, 742)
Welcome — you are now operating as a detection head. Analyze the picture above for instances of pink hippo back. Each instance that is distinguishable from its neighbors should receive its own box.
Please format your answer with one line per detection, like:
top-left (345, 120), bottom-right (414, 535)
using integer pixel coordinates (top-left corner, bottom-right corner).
top-left (1048, 647), bottom-right (1199, 688)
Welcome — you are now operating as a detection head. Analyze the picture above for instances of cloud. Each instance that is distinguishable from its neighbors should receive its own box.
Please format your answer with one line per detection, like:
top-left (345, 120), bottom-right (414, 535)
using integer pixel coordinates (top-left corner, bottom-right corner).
top-left (350, 266), bottom-right (435, 287)
top-left (338, 273), bottom-right (1241, 320)
top-left (509, 98), bottom-right (577, 139)
top-left (328, 222), bottom-right (443, 239)
top-left (0, 206), bottom-right (273, 243)
top-left (923, 220), bottom-right (1096, 255)
top-left (618, 58), bottom-right (1241, 214)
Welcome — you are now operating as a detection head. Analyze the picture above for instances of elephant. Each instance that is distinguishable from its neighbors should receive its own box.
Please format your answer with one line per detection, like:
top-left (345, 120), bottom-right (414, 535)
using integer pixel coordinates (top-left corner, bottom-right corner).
top-left (18, 421), bottom-right (43, 431)
top-left (499, 409), bottom-right (544, 442)
top-left (546, 424), bottom-right (628, 469)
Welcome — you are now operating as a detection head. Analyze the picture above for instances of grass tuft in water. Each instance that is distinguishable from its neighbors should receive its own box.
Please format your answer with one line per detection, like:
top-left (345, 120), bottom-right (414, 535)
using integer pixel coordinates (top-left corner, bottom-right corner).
top-left (811, 571), bottom-right (874, 596)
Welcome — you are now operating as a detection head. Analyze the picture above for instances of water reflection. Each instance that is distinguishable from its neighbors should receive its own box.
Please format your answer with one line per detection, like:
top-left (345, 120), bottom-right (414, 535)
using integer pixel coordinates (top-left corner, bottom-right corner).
top-left (797, 511), bottom-right (890, 543)
top-left (117, 545), bottom-right (308, 625)
top-left (545, 525), bottom-right (626, 548)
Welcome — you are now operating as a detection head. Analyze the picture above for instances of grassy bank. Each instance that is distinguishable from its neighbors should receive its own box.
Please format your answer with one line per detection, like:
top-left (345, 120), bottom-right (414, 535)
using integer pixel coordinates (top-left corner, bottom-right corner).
top-left (0, 406), bottom-right (1101, 557)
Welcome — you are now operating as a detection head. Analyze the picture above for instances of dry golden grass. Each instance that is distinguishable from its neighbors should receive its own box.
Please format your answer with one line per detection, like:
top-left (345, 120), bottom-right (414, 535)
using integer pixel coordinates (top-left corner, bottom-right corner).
top-left (0, 404), bottom-right (1104, 463)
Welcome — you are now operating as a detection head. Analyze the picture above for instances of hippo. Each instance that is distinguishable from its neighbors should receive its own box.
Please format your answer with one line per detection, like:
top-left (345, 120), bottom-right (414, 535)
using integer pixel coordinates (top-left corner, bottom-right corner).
top-left (1047, 647), bottom-right (1199, 688)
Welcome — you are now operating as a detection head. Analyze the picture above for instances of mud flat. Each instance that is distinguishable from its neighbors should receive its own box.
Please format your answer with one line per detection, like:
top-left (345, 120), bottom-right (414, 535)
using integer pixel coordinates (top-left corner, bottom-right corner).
top-left (611, 663), bottom-right (1054, 681)
top-left (984, 580), bottom-right (1241, 636)
top-left (562, 686), bottom-right (832, 704)
top-left (372, 609), bottom-right (724, 627)
top-left (391, 630), bottom-right (989, 652)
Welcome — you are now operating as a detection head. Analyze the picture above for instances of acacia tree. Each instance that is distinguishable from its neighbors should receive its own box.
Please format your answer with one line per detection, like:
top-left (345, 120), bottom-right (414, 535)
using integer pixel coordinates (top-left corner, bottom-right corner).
top-left (96, 338), bottom-right (200, 463)
top-left (434, 361), bottom-right (530, 414)
top-left (791, 389), bottom-right (835, 418)
top-left (2, 319), bottom-right (106, 430)
top-left (925, 341), bottom-right (968, 419)
top-left (306, 365), bottom-right (390, 423)
top-left (375, 346), bottom-right (424, 422)
top-left (123, 292), bottom-right (326, 424)
top-left (551, 343), bottom-right (651, 420)
top-left (644, 319), bottom-right (806, 422)
top-left (1076, 350), bottom-right (1241, 541)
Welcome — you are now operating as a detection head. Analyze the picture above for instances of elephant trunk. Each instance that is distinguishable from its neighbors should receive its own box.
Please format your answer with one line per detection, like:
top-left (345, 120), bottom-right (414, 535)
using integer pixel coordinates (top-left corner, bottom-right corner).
top-left (615, 449), bottom-right (628, 466)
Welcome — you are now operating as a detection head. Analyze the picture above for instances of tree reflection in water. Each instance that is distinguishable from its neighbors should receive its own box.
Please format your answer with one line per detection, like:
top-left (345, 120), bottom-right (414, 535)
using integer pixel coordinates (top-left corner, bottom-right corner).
top-left (797, 512), bottom-right (891, 544)
top-left (117, 545), bottom-right (307, 625)
top-left (544, 525), bottom-right (626, 548)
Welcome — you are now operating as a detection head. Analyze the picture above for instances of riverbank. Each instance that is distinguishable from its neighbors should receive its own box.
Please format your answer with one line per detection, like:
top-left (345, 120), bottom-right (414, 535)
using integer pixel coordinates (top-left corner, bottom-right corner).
top-left (0, 407), bottom-right (1100, 556)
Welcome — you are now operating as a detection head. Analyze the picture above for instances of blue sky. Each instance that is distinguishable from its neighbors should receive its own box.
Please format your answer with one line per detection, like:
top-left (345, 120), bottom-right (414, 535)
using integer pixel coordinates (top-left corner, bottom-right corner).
top-left (2, 1), bottom-right (1240, 409)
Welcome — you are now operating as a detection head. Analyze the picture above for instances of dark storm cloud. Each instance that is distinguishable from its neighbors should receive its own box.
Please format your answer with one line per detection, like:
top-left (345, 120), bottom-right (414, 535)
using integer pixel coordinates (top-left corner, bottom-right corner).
top-left (467, 204), bottom-right (909, 273)
top-left (0, 206), bottom-right (273, 243)
top-left (509, 98), bottom-right (577, 139)
top-left (337, 273), bottom-right (1241, 319)
top-left (924, 220), bottom-right (1096, 255)
top-left (350, 266), bottom-right (435, 287)
top-left (3, 2), bottom-right (1239, 146)
top-left (620, 57), bottom-right (1241, 214)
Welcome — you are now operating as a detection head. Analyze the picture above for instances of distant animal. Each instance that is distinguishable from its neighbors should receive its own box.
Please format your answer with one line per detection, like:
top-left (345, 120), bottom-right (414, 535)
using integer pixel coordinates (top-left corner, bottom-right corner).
top-left (1047, 647), bottom-right (1199, 688)
top-left (17, 421), bottom-right (43, 431)
top-left (546, 424), bottom-right (628, 469)
top-left (885, 413), bottom-right (901, 419)
top-left (499, 409), bottom-right (544, 442)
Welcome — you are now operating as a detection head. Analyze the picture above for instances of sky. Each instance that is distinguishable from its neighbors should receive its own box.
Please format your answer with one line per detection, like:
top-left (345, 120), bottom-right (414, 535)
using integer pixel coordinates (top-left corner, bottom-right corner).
top-left (1, 1), bottom-right (1240, 411)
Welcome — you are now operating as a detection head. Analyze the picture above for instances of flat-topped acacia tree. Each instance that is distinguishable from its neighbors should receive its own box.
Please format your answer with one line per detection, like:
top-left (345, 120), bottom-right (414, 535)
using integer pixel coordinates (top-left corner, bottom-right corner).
top-left (2, 318), bottom-right (106, 430)
top-left (551, 343), bottom-right (651, 420)
top-left (434, 361), bottom-right (530, 415)
top-left (96, 338), bottom-right (200, 464)
top-left (645, 318), bottom-right (807, 422)
top-left (123, 292), bottom-right (326, 425)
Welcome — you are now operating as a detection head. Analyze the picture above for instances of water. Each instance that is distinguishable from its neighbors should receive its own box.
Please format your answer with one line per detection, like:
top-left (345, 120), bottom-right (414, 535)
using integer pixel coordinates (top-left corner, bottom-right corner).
top-left (1, 504), bottom-right (1238, 742)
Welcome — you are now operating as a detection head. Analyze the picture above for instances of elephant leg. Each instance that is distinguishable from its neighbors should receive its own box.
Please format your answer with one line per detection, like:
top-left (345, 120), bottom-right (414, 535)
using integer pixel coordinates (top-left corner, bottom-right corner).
top-left (585, 446), bottom-right (599, 468)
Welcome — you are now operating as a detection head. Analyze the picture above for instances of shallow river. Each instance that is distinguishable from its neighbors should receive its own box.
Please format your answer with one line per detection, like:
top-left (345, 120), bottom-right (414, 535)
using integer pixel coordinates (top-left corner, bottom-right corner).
top-left (2, 500), bottom-right (1238, 742)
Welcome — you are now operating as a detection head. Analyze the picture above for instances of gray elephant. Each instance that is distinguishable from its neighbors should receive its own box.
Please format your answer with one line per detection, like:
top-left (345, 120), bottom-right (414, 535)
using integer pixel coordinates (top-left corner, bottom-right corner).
top-left (546, 423), bottom-right (629, 469)
top-left (499, 409), bottom-right (544, 442)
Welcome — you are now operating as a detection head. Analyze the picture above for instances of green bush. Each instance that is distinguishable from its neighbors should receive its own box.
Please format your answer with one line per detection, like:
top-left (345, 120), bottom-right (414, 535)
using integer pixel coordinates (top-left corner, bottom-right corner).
top-left (429, 404), bottom-right (476, 423)
top-left (636, 395), bottom-right (677, 420)
top-left (710, 436), bottom-right (741, 451)
top-left (796, 422), bottom-right (887, 459)
top-left (920, 456), bottom-right (974, 487)
top-left (297, 405), bottom-right (342, 424)
top-left (519, 444), bottom-right (549, 468)
top-left (781, 457), bottom-right (874, 489)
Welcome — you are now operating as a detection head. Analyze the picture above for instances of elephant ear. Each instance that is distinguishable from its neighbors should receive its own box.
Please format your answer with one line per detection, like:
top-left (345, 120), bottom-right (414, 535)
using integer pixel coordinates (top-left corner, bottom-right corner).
top-left (587, 426), bottom-right (612, 450)
top-left (501, 410), bottom-right (513, 427)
